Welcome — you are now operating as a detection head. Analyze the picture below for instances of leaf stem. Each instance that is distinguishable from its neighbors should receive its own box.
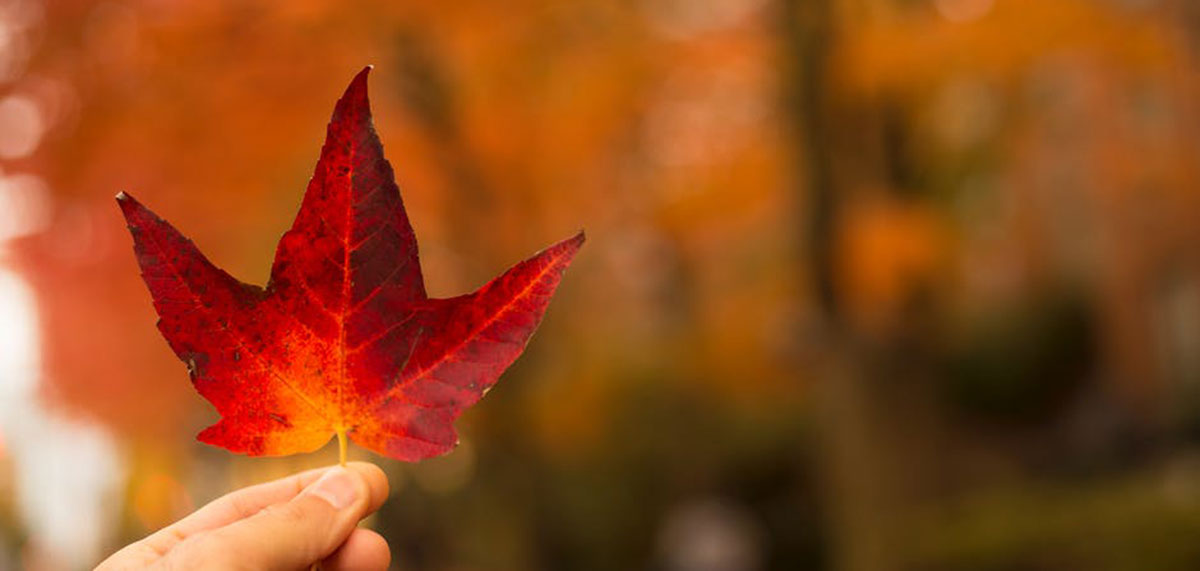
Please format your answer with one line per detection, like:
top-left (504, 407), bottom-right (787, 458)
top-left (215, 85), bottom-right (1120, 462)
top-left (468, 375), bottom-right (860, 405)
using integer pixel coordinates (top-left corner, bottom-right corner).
top-left (336, 428), bottom-right (348, 466)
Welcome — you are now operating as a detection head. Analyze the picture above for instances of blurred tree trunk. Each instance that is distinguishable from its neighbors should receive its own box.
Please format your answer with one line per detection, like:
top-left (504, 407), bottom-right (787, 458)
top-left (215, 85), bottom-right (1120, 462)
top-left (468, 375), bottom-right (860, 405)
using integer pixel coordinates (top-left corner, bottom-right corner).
top-left (777, 2), bottom-right (916, 570)
top-left (393, 27), bottom-right (502, 277)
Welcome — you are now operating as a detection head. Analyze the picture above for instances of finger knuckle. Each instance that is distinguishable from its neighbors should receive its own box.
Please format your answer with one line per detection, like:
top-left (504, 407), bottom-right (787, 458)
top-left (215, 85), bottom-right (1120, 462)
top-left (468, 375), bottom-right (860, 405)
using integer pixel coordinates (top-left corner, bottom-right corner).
top-left (260, 501), bottom-right (309, 526)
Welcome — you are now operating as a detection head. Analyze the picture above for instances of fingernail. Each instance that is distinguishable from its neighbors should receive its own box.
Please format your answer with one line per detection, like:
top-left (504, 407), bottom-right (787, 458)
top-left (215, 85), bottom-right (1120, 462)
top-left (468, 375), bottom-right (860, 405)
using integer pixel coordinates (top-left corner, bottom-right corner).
top-left (305, 467), bottom-right (359, 510)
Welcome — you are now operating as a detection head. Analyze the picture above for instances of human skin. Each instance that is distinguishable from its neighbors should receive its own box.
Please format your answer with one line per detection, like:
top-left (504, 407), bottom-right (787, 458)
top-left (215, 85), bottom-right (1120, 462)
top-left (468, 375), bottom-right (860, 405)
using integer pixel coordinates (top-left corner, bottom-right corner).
top-left (97, 462), bottom-right (390, 570)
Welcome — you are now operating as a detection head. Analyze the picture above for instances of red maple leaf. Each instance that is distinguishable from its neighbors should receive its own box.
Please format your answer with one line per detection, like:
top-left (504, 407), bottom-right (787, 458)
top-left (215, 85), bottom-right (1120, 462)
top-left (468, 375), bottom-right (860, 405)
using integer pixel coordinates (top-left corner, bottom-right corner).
top-left (117, 67), bottom-right (583, 462)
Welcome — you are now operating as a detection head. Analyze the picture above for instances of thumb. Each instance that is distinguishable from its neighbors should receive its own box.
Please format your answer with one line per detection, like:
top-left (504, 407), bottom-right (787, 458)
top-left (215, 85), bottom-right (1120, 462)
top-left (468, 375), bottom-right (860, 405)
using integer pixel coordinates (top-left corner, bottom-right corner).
top-left (202, 466), bottom-right (371, 570)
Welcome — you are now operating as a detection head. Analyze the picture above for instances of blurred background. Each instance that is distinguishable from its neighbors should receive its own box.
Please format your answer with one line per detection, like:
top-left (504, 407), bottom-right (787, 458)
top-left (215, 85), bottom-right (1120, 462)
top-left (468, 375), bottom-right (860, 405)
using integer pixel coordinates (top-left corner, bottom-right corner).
top-left (0, 0), bottom-right (1198, 569)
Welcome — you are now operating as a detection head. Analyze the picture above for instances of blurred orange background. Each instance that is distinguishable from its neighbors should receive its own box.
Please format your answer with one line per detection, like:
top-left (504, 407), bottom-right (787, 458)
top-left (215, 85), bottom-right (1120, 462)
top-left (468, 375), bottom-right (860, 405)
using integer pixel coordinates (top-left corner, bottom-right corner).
top-left (2, 0), bottom-right (1200, 569)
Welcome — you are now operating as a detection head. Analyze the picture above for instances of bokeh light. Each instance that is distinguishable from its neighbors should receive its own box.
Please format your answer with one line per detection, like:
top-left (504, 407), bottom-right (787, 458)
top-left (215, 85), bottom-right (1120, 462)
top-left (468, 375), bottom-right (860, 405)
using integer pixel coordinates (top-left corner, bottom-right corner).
top-left (3, 0), bottom-right (1200, 569)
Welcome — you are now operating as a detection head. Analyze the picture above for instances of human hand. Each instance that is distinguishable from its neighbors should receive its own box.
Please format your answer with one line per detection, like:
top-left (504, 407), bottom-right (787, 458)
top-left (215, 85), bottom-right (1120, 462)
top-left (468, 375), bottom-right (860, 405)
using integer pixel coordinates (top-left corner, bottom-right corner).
top-left (97, 462), bottom-right (390, 570)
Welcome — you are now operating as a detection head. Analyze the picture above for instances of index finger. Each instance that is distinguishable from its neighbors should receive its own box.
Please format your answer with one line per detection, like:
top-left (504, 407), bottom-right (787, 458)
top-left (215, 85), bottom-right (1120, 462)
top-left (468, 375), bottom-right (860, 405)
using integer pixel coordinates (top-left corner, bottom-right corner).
top-left (141, 462), bottom-right (389, 556)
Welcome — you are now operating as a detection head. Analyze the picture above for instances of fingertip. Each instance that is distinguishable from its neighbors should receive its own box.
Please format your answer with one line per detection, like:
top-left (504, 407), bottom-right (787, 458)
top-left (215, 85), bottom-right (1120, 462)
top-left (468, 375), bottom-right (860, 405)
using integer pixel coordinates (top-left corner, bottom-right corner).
top-left (304, 466), bottom-right (363, 510)
top-left (323, 528), bottom-right (391, 571)
top-left (345, 461), bottom-right (389, 512)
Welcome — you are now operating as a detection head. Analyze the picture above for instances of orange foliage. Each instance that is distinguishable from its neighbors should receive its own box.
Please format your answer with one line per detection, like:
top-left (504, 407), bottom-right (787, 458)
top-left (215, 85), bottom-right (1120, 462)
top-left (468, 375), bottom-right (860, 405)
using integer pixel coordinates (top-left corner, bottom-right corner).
top-left (837, 0), bottom-right (1177, 94)
top-left (836, 195), bottom-right (953, 334)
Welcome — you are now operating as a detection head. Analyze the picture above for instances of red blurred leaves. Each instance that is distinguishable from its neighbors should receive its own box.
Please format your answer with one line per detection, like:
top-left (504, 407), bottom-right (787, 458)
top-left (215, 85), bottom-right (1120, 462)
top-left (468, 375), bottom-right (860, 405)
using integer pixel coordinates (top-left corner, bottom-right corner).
top-left (117, 67), bottom-right (583, 461)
